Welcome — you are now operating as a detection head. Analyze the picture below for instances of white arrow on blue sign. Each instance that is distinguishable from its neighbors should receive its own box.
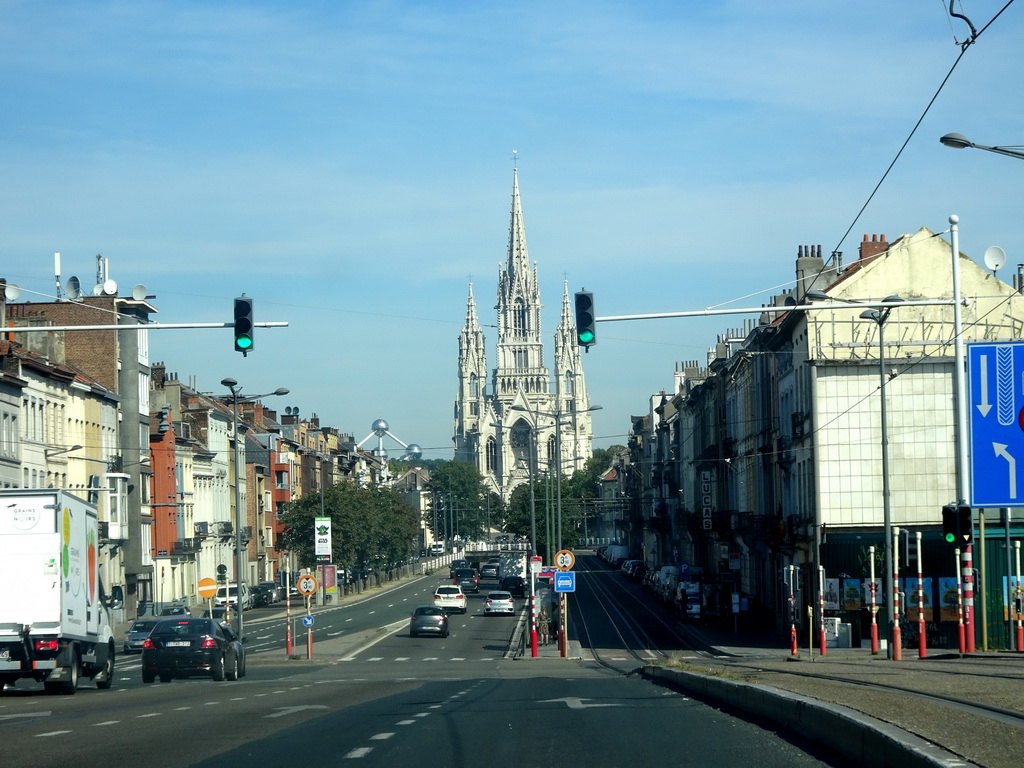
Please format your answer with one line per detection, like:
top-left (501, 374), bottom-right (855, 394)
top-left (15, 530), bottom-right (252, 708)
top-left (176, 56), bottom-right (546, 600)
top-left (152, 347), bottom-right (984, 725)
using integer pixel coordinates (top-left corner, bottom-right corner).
top-left (302, 615), bottom-right (315, 627)
top-left (968, 341), bottom-right (1024, 506)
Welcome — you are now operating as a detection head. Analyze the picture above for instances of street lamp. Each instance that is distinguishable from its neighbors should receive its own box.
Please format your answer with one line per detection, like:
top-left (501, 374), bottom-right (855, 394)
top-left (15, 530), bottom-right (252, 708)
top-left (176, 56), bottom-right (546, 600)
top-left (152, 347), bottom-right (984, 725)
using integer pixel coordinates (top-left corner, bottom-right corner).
top-left (509, 404), bottom-right (602, 555)
top-left (45, 444), bottom-right (83, 459)
top-left (859, 297), bottom-right (904, 660)
top-left (220, 378), bottom-right (289, 640)
top-left (940, 133), bottom-right (1024, 161)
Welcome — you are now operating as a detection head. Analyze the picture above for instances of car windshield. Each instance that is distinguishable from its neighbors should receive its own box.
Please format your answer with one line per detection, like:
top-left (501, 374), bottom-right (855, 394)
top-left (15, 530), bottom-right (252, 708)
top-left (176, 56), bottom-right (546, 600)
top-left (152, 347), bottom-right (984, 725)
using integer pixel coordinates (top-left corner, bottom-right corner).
top-left (488, 592), bottom-right (512, 600)
top-left (129, 620), bottom-right (159, 632)
top-left (415, 607), bottom-right (444, 616)
top-left (436, 587), bottom-right (460, 595)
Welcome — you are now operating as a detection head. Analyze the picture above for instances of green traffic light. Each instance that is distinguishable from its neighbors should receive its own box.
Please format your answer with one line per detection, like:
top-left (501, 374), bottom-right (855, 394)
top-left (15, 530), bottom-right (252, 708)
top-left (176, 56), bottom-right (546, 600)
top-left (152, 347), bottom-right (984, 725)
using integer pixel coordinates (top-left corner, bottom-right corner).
top-left (944, 532), bottom-right (956, 544)
top-left (578, 330), bottom-right (595, 344)
top-left (236, 335), bottom-right (253, 350)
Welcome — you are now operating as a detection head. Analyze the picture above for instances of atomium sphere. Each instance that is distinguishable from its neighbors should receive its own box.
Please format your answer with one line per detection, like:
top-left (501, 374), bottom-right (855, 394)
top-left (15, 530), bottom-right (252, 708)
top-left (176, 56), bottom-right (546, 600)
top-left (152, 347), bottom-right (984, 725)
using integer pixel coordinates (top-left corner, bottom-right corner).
top-left (372, 418), bottom-right (389, 436)
top-left (406, 444), bottom-right (423, 459)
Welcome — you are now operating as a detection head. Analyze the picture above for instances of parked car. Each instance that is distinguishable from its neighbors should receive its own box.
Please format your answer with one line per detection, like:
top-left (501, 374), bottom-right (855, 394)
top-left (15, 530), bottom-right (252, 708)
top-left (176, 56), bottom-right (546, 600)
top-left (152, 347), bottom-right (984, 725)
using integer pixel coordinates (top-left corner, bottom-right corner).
top-left (141, 617), bottom-right (247, 683)
top-left (453, 567), bottom-right (480, 593)
top-left (433, 585), bottom-right (467, 614)
top-left (214, 583), bottom-right (252, 611)
top-left (258, 582), bottom-right (282, 602)
top-left (483, 591), bottom-right (516, 616)
top-left (500, 576), bottom-right (527, 598)
top-left (409, 605), bottom-right (450, 638)
top-left (123, 618), bottom-right (161, 654)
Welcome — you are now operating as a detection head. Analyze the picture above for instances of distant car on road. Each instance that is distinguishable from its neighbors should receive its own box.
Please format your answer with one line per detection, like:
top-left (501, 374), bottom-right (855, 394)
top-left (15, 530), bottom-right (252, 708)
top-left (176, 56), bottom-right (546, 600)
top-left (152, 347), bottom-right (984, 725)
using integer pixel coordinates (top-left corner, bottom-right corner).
top-left (453, 568), bottom-right (480, 593)
top-left (141, 617), bottom-right (246, 683)
top-left (433, 585), bottom-right (467, 614)
top-left (123, 619), bottom-right (161, 654)
top-left (500, 576), bottom-right (527, 598)
top-left (483, 591), bottom-right (516, 616)
top-left (158, 605), bottom-right (188, 616)
top-left (409, 605), bottom-right (450, 638)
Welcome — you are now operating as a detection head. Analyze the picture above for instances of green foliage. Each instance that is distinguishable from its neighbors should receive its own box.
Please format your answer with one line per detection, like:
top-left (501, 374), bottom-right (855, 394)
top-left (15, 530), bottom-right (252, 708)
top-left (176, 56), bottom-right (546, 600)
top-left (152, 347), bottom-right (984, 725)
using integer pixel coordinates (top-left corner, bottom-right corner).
top-left (424, 461), bottom-right (490, 540)
top-left (277, 480), bottom-right (420, 574)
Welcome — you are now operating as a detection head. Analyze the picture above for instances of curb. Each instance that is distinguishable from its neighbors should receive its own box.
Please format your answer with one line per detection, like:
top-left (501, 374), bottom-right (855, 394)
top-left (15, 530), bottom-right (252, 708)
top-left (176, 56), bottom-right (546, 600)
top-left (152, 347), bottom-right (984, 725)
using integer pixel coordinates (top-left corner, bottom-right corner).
top-left (641, 665), bottom-right (977, 768)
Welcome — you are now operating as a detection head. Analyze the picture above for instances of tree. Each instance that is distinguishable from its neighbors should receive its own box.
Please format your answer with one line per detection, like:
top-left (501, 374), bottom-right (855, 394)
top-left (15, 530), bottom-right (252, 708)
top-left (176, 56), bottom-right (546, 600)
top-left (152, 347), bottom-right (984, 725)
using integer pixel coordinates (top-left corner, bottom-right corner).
top-left (277, 480), bottom-right (420, 577)
top-left (424, 461), bottom-right (489, 541)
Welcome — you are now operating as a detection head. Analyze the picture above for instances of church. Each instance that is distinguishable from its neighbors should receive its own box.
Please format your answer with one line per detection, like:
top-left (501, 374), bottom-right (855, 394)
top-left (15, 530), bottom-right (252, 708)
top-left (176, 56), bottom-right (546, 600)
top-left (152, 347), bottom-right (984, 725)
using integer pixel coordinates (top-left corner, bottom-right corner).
top-left (453, 168), bottom-right (596, 501)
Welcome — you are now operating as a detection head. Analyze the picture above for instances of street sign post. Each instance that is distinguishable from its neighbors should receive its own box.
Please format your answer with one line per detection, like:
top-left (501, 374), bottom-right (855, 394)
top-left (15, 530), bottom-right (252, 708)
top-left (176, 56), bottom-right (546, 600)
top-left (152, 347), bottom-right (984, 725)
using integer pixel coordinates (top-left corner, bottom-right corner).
top-left (555, 549), bottom-right (575, 570)
top-left (197, 577), bottom-right (218, 599)
top-left (554, 572), bottom-right (576, 592)
top-left (967, 341), bottom-right (1024, 506)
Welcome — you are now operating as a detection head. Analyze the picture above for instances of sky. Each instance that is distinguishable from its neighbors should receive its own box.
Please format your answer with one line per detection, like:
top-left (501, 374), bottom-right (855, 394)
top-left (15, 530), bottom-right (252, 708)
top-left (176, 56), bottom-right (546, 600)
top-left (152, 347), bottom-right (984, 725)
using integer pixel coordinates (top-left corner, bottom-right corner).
top-left (2, 1), bottom-right (1023, 461)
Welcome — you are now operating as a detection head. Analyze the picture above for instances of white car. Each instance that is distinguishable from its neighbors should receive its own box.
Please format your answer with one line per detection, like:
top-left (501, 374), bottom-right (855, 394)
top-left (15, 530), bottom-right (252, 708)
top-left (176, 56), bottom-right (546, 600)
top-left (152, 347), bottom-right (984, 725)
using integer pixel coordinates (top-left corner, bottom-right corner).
top-left (483, 591), bottom-right (516, 616)
top-left (433, 584), bottom-right (467, 614)
top-left (214, 583), bottom-right (252, 611)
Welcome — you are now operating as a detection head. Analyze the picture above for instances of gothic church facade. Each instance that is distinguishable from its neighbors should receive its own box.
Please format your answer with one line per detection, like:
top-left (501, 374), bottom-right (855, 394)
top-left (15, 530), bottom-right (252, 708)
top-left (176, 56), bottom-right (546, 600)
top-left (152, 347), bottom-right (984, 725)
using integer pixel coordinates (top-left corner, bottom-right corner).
top-left (453, 169), bottom-right (595, 501)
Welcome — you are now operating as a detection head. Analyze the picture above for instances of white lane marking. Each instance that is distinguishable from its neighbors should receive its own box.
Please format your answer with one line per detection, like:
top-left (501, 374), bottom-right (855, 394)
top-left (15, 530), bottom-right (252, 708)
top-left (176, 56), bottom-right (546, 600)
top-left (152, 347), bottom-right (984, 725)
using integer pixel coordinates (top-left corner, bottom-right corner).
top-left (94, 721), bottom-right (119, 726)
top-left (344, 747), bottom-right (373, 758)
top-left (137, 713), bottom-right (161, 718)
top-left (266, 705), bottom-right (329, 719)
top-left (35, 731), bottom-right (72, 737)
top-left (396, 720), bottom-right (416, 725)
top-left (370, 733), bottom-right (394, 740)
top-left (395, 657), bottom-right (410, 662)
top-left (414, 713), bottom-right (430, 718)
top-left (0, 713), bottom-right (52, 721)
top-left (173, 707), bottom-right (191, 711)
top-left (368, 657), bottom-right (383, 662)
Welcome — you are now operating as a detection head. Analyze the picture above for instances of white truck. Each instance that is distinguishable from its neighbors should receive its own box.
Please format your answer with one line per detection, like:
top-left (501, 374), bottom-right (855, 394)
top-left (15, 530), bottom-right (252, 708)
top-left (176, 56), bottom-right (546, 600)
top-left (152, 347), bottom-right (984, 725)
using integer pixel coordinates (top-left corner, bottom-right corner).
top-left (0, 490), bottom-right (123, 694)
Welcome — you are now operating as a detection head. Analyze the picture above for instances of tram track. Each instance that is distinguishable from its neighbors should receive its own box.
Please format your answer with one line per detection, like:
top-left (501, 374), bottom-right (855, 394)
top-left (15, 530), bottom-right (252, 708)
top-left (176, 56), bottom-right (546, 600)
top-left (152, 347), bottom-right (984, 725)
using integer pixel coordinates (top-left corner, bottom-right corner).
top-left (570, 552), bottom-right (1024, 743)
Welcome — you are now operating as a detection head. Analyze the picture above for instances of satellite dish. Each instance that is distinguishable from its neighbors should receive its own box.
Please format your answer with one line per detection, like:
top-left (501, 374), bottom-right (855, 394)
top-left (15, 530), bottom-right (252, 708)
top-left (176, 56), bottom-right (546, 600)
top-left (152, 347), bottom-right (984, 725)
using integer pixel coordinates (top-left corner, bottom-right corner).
top-left (4, 283), bottom-right (21, 301)
top-left (66, 276), bottom-right (82, 300)
top-left (984, 246), bottom-right (1006, 273)
top-left (102, 279), bottom-right (118, 296)
top-left (92, 283), bottom-right (104, 296)
top-left (131, 284), bottom-right (147, 301)
top-left (285, 406), bottom-right (294, 415)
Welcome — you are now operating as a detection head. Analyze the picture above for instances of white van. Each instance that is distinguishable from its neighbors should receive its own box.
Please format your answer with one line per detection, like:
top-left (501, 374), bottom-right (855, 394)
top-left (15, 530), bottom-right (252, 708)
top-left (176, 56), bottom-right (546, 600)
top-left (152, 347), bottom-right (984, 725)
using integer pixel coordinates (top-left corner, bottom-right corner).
top-left (214, 583), bottom-right (252, 611)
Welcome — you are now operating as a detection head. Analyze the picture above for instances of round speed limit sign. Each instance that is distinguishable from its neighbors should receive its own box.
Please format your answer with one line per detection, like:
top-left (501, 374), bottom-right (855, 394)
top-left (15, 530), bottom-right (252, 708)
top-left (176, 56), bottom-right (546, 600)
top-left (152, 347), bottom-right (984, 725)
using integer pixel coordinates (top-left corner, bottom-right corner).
top-left (555, 550), bottom-right (575, 570)
top-left (297, 574), bottom-right (319, 596)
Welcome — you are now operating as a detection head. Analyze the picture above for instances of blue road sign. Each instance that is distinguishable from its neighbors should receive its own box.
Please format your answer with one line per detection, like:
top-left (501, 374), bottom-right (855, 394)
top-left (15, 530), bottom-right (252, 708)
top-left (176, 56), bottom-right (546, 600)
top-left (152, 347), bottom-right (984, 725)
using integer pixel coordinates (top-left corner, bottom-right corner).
top-left (302, 615), bottom-right (315, 627)
top-left (554, 572), bottom-right (576, 592)
top-left (968, 341), bottom-right (1024, 507)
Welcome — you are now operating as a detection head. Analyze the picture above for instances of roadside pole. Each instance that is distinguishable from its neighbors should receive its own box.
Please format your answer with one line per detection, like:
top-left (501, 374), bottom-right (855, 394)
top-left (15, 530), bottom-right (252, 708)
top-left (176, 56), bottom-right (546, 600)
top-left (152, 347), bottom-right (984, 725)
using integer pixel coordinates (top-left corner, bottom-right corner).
top-left (869, 547), bottom-right (879, 654)
top-left (285, 570), bottom-right (293, 656)
top-left (917, 532), bottom-right (926, 658)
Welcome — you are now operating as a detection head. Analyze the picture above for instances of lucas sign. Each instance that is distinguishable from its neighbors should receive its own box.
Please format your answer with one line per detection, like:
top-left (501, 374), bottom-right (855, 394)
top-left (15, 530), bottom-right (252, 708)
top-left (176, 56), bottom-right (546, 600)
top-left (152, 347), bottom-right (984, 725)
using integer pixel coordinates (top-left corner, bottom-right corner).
top-left (314, 516), bottom-right (332, 564)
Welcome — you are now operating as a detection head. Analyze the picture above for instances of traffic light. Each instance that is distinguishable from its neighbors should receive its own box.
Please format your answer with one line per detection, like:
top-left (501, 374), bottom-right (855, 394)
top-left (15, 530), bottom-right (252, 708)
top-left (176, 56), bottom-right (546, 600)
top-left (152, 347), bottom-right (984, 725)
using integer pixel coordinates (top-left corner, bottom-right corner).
top-left (233, 296), bottom-right (254, 355)
top-left (574, 291), bottom-right (596, 349)
top-left (958, 505), bottom-right (973, 544)
top-left (942, 504), bottom-right (958, 544)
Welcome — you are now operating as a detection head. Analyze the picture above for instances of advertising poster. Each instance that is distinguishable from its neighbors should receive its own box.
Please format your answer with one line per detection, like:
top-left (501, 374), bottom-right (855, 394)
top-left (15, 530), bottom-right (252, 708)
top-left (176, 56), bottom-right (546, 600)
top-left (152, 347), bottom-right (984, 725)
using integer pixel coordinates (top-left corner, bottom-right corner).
top-left (903, 577), bottom-right (933, 622)
top-left (314, 516), bottom-right (332, 563)
top-left (841, 578), bottom-right (863, 611)
top-left (861, 578), bottom-right (884, 607)
top-left (939, 577), bottom-right (960, 621)
top-left (824, 578), bottom-right (840, 610)
top-left (320, 564), bottom-right (337, 595)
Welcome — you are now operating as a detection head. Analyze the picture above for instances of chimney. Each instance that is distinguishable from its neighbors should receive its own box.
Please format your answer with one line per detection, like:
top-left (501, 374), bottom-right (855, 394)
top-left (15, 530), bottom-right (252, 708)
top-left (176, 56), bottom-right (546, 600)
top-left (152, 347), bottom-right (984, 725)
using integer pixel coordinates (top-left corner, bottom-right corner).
top-left (859, 234), bottom-right (888, 262)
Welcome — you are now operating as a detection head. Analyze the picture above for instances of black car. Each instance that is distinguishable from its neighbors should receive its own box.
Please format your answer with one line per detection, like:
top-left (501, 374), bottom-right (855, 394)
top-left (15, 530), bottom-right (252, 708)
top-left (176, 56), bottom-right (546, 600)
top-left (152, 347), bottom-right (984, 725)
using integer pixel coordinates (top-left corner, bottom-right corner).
top-left (449, 558), bottom-right (469, 578)
top-left (453, 567), bottom-right (480, 593)
top-left (141, 618), bottom-right (246, 683)
top-left (500, 575), bottom-right (527, 598)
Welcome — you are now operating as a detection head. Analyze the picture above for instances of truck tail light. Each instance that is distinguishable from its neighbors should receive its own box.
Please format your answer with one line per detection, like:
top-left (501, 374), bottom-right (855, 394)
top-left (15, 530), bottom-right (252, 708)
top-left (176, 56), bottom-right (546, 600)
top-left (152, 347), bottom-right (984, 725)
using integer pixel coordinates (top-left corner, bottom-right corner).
top-left (34, 639), bottom-right (59, 652)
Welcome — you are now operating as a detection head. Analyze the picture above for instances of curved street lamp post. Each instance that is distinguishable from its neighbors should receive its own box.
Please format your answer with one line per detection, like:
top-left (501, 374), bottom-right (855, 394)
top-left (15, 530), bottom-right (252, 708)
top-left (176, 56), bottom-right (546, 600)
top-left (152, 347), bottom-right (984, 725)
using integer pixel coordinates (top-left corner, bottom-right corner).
top-left (220, 378), bottom-right (289, 640)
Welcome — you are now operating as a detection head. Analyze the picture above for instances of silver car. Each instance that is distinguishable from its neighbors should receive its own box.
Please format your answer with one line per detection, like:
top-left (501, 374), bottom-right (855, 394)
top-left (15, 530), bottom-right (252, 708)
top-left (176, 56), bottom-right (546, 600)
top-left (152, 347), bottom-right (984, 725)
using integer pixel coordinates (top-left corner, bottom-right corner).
top-left (409, 605), bottom-right (450, 638)
top-left (123, 618), bottom-right (161, 654)
top-left (483, 591), bottom-right (516, 616)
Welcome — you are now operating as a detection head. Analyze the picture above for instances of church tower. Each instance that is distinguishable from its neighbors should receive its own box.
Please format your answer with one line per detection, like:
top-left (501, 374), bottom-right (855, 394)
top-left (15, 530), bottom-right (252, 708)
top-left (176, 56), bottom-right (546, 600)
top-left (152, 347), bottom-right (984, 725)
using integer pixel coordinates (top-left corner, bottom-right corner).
top-left (453, 168), bottom-right (594, 503)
